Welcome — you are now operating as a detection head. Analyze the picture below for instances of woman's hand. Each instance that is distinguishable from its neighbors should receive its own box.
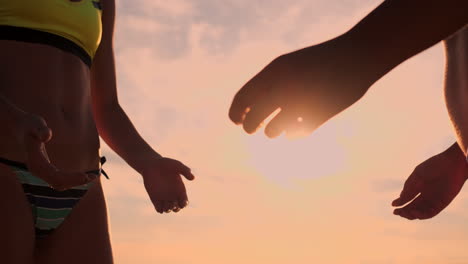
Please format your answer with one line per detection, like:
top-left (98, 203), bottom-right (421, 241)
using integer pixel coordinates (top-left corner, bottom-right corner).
top-left (229, 36), bottom-right (371, 138)
top-left (18, 113), bottom-right (98, 191)
top-left (392, 143), bottom-right (468, 220)
top-left (141, 157), bottom-right (195, 214)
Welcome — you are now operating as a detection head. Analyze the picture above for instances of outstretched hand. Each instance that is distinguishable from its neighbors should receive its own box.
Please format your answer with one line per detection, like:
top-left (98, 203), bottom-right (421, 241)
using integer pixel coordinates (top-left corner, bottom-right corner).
top-left (20, 113), bottom-right (99, 191)
top-left (392, 143), bottom-right (468, 220)
top-left (229, 36), bottom-right (371, 138)
top-left (141, 157), bottom-right (195, 214)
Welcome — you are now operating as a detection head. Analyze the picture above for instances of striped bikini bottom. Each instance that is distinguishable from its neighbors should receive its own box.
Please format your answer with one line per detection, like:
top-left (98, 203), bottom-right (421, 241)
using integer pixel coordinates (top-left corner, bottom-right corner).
top-left (0, 156), bottom-right (109, 239)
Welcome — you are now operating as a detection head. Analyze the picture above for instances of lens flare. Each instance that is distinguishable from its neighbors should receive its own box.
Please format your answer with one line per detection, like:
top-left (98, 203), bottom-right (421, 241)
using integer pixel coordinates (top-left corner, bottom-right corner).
top-left (245, 121), bottom-right (349, 186)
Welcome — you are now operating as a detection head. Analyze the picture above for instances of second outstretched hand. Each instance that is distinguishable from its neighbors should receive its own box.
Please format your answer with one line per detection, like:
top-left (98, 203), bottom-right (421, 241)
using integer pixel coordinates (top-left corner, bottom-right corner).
top-left (141, 157), bottom-right (195, 214)
top-left (229, 35), bottom-right (370, 138)
top-left (392, 143), bottom-right (468, 220)
top-left (19, 113), bottom-right (99, 191)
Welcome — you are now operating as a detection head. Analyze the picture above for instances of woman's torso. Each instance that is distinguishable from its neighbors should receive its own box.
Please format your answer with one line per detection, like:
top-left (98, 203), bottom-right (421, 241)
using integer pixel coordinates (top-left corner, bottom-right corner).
top-left (0, 39), bottom-right (101, 172)
top-left (0, 0), bottom-right (103, 171)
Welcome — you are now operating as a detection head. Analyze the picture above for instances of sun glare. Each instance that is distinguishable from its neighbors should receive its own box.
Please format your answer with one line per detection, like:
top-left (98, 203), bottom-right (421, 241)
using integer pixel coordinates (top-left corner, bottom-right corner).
top-left (245, 121), bottom-right (350, 186)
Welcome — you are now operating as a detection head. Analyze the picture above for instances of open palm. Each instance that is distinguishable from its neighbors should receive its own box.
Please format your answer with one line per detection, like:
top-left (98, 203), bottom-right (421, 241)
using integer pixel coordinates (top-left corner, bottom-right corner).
top-left (392, 143), bottom-right (468, 220)
top-left (142, 157), bottom-right (195, 214)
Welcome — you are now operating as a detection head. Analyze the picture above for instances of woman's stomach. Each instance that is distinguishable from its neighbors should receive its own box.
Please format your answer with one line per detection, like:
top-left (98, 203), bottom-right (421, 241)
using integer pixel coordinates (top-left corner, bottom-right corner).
top-left (0, 40), bottom-right (101, 172)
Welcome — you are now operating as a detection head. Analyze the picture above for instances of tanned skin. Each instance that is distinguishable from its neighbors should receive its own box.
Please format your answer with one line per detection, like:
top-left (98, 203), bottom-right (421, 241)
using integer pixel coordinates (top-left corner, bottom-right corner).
top-left (0, 0), bottom-right (194, 263)
top-left (229, 0), bottom-right (467, 137)
top-left (228, 0), bottom-right (467, 220)
top-left (392, 26), bottom-right (468, 220)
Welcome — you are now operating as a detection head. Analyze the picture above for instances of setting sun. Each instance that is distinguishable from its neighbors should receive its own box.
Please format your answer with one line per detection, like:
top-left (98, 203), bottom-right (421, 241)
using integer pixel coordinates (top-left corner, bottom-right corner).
top-left (97, 0), bottom-right (468, 263)
top-left (246, 121), bottom-right (349, 185)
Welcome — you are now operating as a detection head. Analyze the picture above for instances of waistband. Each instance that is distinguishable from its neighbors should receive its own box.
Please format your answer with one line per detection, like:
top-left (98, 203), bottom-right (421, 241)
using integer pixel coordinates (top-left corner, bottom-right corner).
top-left (0, 156), bottom-right (109, 179)
top-left (0, 25), bottom-right (92, 68)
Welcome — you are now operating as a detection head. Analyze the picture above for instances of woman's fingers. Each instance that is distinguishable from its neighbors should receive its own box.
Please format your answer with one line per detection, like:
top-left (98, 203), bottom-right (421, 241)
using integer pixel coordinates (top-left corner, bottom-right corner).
top-left (154, 201), bottom-right (164, 214)
top-left (169, 201), bottom-right (180, 213)
top-left (25, 134), bottom-right (98, 190)
top-left (145, 158), bottom-right (194, 214)
top-left (40, 170), bottom-right (97, 191)
top-left (25, 134), bottom-right (50, 164)
top-left (178, 198), bottom-right (189, 209)
top-left (171, 160), bottom-right (195, 181)
top-left (34, 127), bottom-right (53, 143)
top-left (57, 171), bottom-right (98, 190)
top-left (23, 115), bottom-right (93, 190)
top-left (180, 169), bottom-right (195, 181)
top-left (171, 200), bottom-right (182, 213)
top-left (25, 136), bottom-right (59, 186)
top-left (23, 114), bottom-right (52, 142)
top-left (153, 200), bottom-right (187, 214)
top-left (162, 201), bottom-right (172, 213)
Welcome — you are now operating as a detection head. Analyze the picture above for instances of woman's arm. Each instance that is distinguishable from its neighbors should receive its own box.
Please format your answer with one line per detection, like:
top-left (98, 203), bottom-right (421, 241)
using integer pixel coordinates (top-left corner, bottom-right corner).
top-left (91, 0), bottom-right (194, 214)
top-left (443, 26), bottom-right (468, 157)
top-left (0, 94), bottom-right (96, 190)
top-left (90, 0), bottom-right (161, 173)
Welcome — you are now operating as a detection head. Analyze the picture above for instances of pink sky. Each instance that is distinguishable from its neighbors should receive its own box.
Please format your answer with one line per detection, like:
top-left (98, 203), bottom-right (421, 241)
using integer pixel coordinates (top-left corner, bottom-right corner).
top-left (99, 0), bottom-right (468, 263)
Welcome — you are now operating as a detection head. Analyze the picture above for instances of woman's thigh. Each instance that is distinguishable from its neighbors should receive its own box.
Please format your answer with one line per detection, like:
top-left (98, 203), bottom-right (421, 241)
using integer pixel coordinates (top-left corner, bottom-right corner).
top-left (0, 164), bottom-right (35, 264)
top-left (35, 178), bottom-right (113, 264)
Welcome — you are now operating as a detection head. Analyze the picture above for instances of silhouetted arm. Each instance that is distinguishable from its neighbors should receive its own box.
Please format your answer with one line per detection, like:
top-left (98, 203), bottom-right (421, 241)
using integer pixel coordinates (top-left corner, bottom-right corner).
top-left (90, 0), bottom-right (162, 172)
top-left (0, 95), bottom-right (98, 190)
top-left (91, 0), bottom-right (193, 214)
top-left (443, 26), bottom-right (468, 157)
top-left (347, 0), bottom-right (468, 84)
top-left (229, 0), bottom-right (467, 137)
top-left (391, 26), bottom-right (468, 220)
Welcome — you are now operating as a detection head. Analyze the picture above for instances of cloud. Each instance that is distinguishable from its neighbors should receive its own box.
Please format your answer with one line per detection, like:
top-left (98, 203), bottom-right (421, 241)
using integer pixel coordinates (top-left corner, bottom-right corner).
top-left (115, 0), bottom-right (380, 58)
top-left (116, 0), bottom-right (194, 17)
top-left (102, 1), bottom-right (468, 263)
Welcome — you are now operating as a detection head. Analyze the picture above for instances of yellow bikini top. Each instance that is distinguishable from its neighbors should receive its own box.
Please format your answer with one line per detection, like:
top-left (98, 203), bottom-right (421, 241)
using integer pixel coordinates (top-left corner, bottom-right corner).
top-left (0, 0), bottom-right (103, 67)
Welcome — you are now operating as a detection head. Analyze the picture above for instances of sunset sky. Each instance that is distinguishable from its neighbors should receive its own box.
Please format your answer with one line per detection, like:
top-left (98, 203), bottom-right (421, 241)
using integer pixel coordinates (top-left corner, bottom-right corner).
top-left (99, 0), bottom-right (468, 263)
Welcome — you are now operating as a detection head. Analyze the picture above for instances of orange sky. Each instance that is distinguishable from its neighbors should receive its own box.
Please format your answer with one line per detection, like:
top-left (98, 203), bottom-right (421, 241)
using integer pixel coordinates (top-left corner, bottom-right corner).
top-left (100, 0), bottom-right (468, 263)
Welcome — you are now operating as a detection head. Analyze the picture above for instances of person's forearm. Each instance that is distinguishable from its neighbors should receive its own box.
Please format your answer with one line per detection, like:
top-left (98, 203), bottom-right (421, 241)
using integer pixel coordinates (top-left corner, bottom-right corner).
top-left (94, 104), bottom-right (162, 175)
top-left (344, 0), bottom-right (467, 84)
top-left (444, 26), bottom-right (468, 157)
top-left (444, 141), bottom-right (466, 161)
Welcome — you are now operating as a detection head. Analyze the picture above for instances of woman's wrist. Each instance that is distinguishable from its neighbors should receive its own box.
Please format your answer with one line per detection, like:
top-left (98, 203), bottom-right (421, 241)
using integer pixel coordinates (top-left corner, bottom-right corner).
top-left (130, 150), bottom-right (163, 176)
